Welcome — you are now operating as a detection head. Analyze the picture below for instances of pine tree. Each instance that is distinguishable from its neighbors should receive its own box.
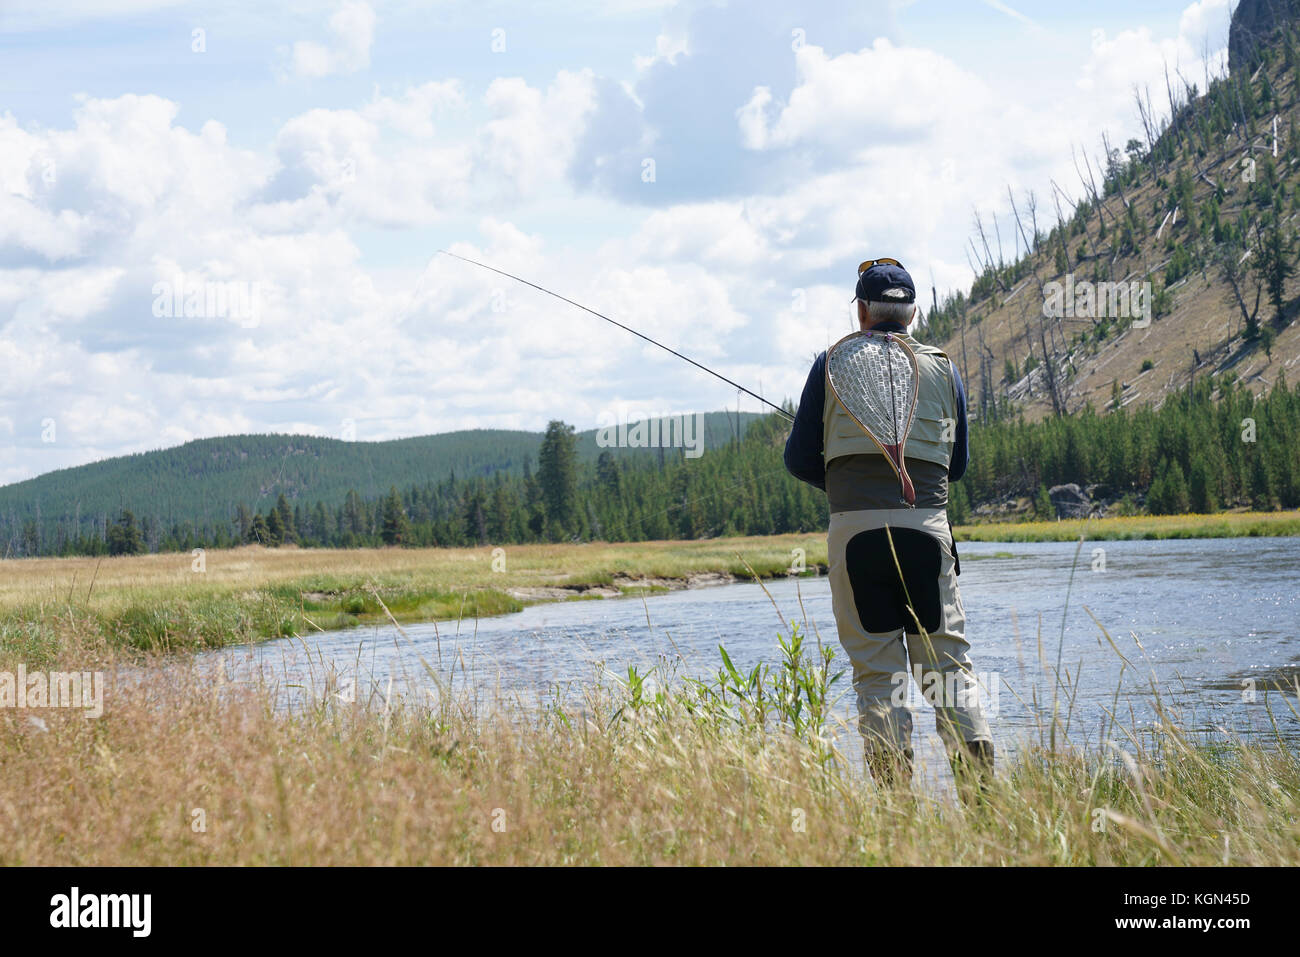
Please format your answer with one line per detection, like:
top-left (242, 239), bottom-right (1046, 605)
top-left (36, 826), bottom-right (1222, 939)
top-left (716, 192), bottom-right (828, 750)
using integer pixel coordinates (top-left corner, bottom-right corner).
top-left (246, 512), bottom-right (270, 545)
top-left (1255, 208), bottom-right (1294, 323)
top-left (949, 481), bottom-right (970, 524)
top-left (106, 510), bottom-right (146, 556)
top-left (488, 483), bottom-right (513, 543)
top-left (596, 450), bottom-right (621, 495)
top-left (274, 493), bottom-right (296, 544)
top-left (343, 489), bottom-right (365, 537)
top-left (380, 486), bottom-right (411, 545)
top-left (265, 507), bottom-right (284, 546)
top-left (460, 483), bottom-right (487, 545)
top-left (1033, 485), bottom-right (1054, 519)
top-left (537, 421), bottom-right (577, 538)
top-left (1248, 452), bottom-right (1274, 510)
top-left (1148, 458), bottom-right (1190, 514)
top-left (311, 501), bottom-right (330, 546)
top-left (1188, 454), bottom-right (1217, 513)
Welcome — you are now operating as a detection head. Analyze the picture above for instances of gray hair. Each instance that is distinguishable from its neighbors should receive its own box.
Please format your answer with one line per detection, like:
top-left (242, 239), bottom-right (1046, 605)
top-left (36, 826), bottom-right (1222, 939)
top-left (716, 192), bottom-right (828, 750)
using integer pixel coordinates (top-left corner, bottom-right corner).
top-left (861, 299), bottom-right (915, 327)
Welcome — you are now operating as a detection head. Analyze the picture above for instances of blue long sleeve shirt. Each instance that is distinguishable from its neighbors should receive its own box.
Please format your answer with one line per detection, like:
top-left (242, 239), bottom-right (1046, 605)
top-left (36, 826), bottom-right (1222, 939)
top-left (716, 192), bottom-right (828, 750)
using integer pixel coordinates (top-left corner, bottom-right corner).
top-left (783, 332), bottom-right (969, 491)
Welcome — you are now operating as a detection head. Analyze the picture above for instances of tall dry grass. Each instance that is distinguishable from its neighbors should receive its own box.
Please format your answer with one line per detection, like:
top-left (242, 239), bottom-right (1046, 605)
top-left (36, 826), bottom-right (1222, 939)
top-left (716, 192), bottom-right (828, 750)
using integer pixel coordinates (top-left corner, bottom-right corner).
top-left (1, 608), bottom-right (1297, 866)
top-left (3, 535), bottom-right (1296, 865)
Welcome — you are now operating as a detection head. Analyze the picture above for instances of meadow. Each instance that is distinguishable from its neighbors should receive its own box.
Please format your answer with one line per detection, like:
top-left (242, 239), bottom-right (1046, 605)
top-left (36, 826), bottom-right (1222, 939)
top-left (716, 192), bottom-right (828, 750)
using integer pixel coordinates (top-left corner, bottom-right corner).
top-left (0, 535), bottom-right (827, 664)
top-left (955, 510), bottom-right (1300, 542)
top-left (2, 527), bottom-right (1297, 865)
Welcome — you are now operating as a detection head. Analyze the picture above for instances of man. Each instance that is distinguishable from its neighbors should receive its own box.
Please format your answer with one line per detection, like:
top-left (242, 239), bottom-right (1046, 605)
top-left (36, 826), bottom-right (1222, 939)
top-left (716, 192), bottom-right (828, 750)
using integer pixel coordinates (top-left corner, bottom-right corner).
top-left (783, 259), bottom-right (993, 797)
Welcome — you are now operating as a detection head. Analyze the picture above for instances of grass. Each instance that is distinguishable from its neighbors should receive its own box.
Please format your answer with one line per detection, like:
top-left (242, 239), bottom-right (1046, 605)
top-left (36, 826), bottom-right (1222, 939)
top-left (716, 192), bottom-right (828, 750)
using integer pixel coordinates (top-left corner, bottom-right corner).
top-left (0, 536), bottom-right (827, 664)
top-left (1, 541), bottom-right (1295, 866)
top-left (4, 515), bottom-right (1295, 659)
top-left (955, 510), bottom-right (1300, 542)
top-left (0, 616), bottom-right (1296, 866)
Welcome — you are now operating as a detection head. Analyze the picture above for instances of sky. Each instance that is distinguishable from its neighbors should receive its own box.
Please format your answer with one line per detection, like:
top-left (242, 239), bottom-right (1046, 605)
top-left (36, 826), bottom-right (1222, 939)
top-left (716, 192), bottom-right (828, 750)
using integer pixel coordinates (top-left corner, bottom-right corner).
top-left (0, 0), bottom-right (1238, 484)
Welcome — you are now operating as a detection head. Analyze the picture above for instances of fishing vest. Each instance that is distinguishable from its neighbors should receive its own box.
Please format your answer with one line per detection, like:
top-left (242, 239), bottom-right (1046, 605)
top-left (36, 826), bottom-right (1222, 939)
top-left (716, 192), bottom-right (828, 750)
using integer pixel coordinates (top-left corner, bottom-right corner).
top-left (822, 332), bottom-right (957, 469)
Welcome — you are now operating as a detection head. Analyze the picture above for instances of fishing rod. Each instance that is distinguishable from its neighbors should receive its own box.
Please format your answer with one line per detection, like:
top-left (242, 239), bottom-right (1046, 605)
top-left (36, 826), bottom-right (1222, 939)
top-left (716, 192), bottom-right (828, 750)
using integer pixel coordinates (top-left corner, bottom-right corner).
top-left (437, 249), bottom-right (795, 422)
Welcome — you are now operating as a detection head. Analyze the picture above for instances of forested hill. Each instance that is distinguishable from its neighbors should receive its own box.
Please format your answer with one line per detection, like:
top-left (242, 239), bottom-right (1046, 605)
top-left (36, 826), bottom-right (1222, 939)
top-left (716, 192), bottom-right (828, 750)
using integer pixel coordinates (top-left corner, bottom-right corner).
top-left (0, 412), bottom-right (760, 552)
top-left (8, 364), bottom-right (1300, 559)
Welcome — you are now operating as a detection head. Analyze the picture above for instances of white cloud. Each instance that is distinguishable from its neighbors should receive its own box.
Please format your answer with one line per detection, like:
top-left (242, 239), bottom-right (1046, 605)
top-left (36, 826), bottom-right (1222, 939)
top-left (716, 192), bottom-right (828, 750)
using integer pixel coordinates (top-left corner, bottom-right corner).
top-left (738, 39), bottom-right (990, 153)
top-left (475, 70), bottom-right (598, 198)
top-left (1179, 0), bottom-right (1234, 59)
top-left (1078, 2), bottom-right (1232, 119)
top-left (0, 0), bottom-right (1245, 484)
top-left (363, 81), bottom-right (467, 138)
top-left (291, 1), bottom-right (376, 78)
top-left (634, 29), bottom-right (691, 71)
top-left (0, 77), bottom-right (755, 480)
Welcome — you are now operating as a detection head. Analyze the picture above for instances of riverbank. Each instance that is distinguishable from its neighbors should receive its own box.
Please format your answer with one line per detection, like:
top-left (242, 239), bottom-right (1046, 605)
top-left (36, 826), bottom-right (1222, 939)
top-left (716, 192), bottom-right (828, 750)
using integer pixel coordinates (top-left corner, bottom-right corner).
top-left (4, 514), bottom-right (1298, 661)
top-left (954, 509), bottom-right (1300, 542)
top-left (0, 535), bottom-right (828, 663)
top-left (1, 648), bottom-right (1295, 866)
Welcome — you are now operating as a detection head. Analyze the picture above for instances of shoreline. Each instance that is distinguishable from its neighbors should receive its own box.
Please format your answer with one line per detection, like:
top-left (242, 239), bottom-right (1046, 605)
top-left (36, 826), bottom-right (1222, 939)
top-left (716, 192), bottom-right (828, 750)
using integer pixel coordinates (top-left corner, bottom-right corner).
top-left (498, 568), bottom-right (824, 603)
top-left (954, 510), bottom-right (1300, 542)
top-left (0, 536), bottom-right (830, 662)
top-left (2, 515), bottom-right (1295, 662)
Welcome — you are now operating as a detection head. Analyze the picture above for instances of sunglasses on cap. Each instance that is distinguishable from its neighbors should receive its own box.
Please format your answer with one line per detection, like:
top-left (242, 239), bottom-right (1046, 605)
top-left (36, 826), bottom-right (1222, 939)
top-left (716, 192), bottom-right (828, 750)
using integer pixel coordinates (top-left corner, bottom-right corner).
top-left (857, 257), bottom-right (904, 274)
top-left (851, 258), bottom-right (907, 303)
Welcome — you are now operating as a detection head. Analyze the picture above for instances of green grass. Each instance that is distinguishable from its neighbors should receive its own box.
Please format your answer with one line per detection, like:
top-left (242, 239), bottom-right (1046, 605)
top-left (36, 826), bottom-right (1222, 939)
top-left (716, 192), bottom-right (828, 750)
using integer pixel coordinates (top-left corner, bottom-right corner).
top-left (0, 536), bottom-right (828, 664)
top-left (956, 510), bottom-right (1300, 542)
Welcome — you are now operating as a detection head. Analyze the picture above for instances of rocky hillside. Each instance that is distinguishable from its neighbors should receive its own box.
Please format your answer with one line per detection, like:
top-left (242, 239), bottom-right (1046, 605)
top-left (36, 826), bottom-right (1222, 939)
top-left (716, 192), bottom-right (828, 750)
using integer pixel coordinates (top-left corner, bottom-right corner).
top-left (925, 0), bottom-right (1300, 423)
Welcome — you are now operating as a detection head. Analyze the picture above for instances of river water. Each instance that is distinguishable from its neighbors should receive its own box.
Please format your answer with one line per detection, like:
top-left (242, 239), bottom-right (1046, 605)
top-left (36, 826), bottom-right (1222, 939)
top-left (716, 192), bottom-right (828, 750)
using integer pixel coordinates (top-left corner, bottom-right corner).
top-left (209, 537), bottom-right (1300, 774)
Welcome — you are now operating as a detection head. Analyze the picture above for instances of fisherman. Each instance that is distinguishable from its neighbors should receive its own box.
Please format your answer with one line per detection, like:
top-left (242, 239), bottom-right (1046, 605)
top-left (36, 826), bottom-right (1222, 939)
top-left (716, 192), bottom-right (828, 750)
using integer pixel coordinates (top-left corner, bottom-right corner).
top-left (783, 259), bottom-right (994, 798)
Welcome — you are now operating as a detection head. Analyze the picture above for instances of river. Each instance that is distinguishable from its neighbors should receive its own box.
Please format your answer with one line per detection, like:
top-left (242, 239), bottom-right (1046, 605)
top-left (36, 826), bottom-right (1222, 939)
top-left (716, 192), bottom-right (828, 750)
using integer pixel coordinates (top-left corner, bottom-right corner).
top-left (208, 537), bottom-right (1300, 774)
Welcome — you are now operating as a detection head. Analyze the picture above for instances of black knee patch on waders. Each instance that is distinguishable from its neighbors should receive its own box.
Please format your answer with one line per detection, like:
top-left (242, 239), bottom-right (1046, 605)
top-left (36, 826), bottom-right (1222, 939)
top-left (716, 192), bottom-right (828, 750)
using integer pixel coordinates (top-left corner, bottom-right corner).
top-left (844, 527), bottom-right (943, 634)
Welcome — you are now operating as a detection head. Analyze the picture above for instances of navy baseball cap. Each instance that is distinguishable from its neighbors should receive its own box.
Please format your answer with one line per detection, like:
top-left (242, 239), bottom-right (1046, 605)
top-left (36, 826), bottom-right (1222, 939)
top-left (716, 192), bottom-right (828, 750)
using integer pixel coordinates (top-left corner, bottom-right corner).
top-left (854, 259), bottom-right (916, 304)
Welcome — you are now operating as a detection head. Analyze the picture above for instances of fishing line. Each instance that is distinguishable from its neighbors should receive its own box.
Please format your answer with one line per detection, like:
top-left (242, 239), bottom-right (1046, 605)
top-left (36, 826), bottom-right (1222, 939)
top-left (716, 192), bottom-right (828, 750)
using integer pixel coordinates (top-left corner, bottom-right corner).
top-left (437, 249), bottom-right (794, 422)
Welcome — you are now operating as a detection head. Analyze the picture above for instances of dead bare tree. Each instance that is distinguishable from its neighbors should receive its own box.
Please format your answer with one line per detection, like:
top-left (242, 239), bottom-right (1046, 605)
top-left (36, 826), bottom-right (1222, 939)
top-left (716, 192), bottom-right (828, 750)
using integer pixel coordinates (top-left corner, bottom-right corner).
top-left (1026, 189), bottom-right (1040, 251)
top-left (1008, 186), bottom-right (1035, 260)
top-left (1076, 145), bottom-right (1119, 246)
top-left (972, 209), bottom-right (1009, 291)
top-left (974, 321), bottom-right (994, 421)
top-left (1101, 132), bottom-right (1124, 203)
top-left (1134, 84), bottom-right (1160, 179)
top-left (1051, 176), bottom-right (1092, 265)
top-left (959, 295), bottom-right (971, 397)
top-left (1036, 312), bottom-right (1066, 417)
top-left (1049, 182), bottom-right (1074, 275)
top-left (1219, 244), bottom-right (1262, 339)
top-left (1202, 33), bottom-right (1211, 110)
top-left (1163, 62), bottom-right (1183, 143)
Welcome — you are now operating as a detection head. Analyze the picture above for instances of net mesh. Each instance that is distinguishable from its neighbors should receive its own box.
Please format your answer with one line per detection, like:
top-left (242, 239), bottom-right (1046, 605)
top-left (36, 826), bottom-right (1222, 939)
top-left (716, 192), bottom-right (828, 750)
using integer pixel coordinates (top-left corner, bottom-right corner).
top-left (826, 332), bottom-right (918, 448)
